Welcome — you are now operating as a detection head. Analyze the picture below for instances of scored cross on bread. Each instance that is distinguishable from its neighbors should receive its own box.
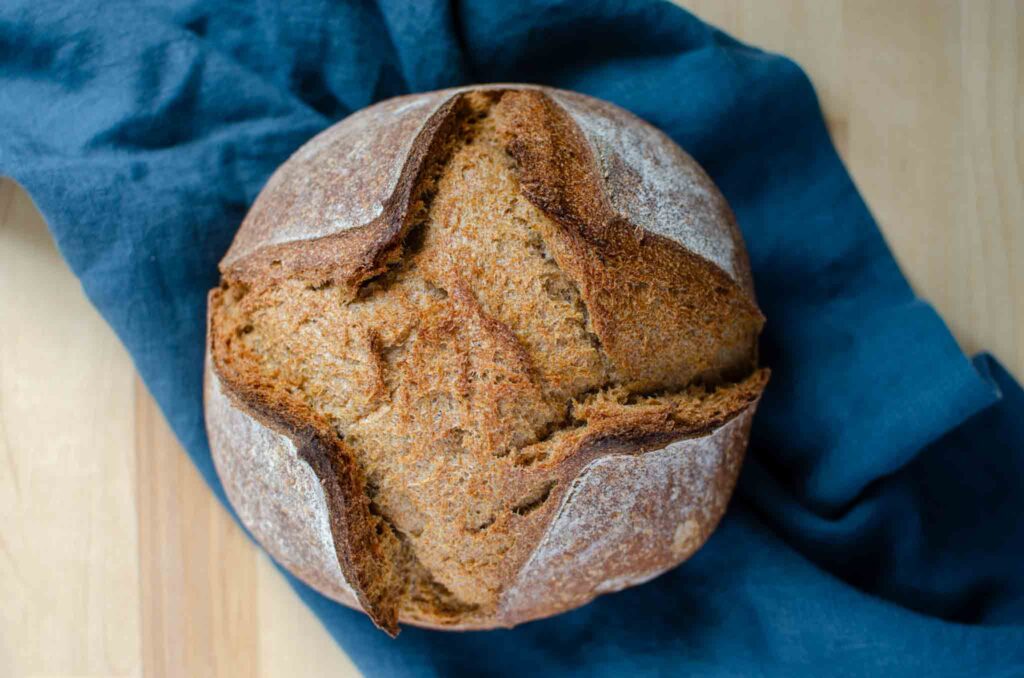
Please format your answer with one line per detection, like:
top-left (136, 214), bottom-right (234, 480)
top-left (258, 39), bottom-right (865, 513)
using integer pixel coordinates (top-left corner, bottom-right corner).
top-left (205, 86), bottom-right (768, 635)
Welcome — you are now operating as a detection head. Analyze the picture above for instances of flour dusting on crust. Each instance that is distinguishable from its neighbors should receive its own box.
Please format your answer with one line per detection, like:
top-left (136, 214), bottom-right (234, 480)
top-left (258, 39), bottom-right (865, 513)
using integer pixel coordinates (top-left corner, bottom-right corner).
top-left (222, 92), bottom-right (452, 266)
top-left (500, 409), bottom-right (751, 618)
top-left (224, 84), bottom-right (746, 285)
top-left (548, 91), bottom-right (743, 283)
top-left (207, 85), bottom-right (763, 630)
top-left (205, 359), bottom-right (360, 606)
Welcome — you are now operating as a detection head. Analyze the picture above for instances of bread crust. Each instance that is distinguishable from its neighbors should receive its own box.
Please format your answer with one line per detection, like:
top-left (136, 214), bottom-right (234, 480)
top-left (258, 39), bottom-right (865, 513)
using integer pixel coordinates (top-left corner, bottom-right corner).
top-left (204, 84), bottom-right (767, 633)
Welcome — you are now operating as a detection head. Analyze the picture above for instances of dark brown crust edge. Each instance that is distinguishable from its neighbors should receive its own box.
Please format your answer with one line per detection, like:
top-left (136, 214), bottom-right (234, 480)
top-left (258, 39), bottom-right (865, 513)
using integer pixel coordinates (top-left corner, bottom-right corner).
top-left (205, 295), bottom-right (401, 633)
top-left (219, 93), bottom-right (463, 296)
top-left (401, 402), bottom-right (760, 631)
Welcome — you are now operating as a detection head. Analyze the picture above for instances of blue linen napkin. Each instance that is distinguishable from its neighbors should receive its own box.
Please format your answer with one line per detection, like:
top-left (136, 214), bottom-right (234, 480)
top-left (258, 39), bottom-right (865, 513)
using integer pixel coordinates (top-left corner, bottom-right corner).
top-left (2, 1), bottom-right (1022, 675)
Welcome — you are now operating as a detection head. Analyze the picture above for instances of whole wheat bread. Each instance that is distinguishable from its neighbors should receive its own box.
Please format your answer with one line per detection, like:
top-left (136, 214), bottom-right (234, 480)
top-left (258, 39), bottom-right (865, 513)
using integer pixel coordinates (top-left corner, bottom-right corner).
top-left (205, 85), bottom-right (768, 635)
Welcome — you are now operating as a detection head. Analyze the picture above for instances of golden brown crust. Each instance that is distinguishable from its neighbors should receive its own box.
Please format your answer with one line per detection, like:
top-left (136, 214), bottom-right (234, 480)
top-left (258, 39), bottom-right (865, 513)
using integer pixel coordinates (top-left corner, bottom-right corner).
top-left (495, 405), bottom-right (757, 628)
top-left (204, 354), bottom-right (362, 609)
top-left (205, 85), bottom-right (768, 633)
top-left (221, 94), bottom-right (466, 299)
top-left (495, 90), bottom-right (762, 391)
top-left (222, 90), bottom-right (455, 268)
top-left (546, 89), bottom-right (758, 298)
top-left (207, 289), bottom-right (404, 634)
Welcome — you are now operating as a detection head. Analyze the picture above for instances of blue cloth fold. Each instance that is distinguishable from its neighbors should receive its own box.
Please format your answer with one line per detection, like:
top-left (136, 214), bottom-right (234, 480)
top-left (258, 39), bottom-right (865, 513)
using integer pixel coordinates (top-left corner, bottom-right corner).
top-left (2, 1), bottom-right (1022, 675)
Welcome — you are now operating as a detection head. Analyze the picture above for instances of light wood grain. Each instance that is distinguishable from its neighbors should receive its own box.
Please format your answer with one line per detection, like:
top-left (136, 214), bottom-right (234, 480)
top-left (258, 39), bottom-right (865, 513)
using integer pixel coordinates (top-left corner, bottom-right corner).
top-left (1, 2), bottom-right (1020, 676)
top-left (0, 180), bottom-right (361, 678)
top-left (0, 180), bottom-right (141, 677)
top-left (135, 383), bottom-right (260, 678)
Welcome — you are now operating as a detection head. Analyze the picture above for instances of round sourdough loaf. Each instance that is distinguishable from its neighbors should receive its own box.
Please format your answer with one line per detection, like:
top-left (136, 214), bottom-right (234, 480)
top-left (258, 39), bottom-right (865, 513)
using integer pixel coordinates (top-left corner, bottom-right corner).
top-left (205, 85), bottom-right (768, 635)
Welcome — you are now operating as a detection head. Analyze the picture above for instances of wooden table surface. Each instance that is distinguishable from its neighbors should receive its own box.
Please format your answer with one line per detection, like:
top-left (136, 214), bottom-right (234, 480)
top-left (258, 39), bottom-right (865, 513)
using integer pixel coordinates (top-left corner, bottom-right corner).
top-left (1, 2), bottom-right (1020, 676)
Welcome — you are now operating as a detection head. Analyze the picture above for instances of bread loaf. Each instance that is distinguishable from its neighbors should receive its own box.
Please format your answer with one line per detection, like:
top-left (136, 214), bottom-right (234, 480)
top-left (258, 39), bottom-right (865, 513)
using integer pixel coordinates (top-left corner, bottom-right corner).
top-left (204, 85), bottom-right (768, 635)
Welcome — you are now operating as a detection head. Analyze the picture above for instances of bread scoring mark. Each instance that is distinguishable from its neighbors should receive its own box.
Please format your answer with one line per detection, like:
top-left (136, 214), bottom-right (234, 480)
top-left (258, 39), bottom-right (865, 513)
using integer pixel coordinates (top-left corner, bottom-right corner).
top-left (511, 479), bottom-right (557, 516)
top-left (510, 369), bottom-right (767, 471)
top-left (494, 90), bottom-right (763, 393)
top-left (500, 410), bottom-right (751, 619)
top-left (548, 91), bottom-right (745, 286)
top-left (207, 85), bottom-right (769, 632)
top-left (222, 91), bottom-right (454, 267)
top-left (205, 359), bottom-right (360, 605)
top-left (224, 84), bottom-right (751, 285)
